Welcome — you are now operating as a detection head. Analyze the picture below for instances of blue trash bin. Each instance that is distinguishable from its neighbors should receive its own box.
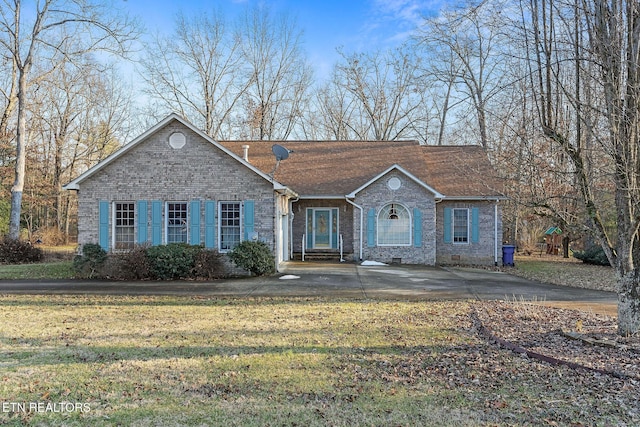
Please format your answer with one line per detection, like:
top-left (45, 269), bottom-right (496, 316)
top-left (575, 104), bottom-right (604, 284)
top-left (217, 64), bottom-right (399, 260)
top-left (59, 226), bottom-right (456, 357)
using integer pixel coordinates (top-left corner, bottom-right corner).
top-left (502, 245), bottom-right (515, 266)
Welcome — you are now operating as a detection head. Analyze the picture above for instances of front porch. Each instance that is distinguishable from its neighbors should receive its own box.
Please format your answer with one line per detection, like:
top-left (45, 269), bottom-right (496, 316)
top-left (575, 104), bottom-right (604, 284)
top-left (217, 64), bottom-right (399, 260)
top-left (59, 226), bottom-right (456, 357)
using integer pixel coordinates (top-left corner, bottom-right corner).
top-left (291, 200), bottom-right (355, 262)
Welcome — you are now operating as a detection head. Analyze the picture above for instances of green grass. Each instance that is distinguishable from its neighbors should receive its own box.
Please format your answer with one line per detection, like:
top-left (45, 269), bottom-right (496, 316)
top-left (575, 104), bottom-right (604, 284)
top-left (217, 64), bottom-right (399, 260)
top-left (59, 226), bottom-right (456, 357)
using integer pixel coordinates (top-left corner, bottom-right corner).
top-left (0, 296), bottom-right (635, 426)
top-left (0, 261), bottom-right (75, 279)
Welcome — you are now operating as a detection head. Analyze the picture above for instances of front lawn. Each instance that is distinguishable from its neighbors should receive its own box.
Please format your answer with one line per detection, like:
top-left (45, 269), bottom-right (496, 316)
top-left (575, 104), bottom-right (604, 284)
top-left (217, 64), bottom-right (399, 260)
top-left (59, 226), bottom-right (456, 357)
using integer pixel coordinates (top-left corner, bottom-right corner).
top-left (0, 261), bottom-right (75, 280)
top-left (0, 296), bottom-right (636, 426)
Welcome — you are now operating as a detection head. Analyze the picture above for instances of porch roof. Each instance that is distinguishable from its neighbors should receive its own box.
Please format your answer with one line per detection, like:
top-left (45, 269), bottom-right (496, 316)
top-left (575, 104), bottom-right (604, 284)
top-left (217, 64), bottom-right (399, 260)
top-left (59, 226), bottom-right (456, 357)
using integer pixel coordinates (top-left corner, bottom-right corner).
top-left (219, 140), bottom-right (504, 199)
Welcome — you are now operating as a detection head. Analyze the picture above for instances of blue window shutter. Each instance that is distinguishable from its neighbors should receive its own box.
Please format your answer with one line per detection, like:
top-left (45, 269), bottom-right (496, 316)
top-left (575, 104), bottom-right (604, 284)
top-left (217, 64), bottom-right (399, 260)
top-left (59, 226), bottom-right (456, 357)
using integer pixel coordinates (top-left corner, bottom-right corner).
top-left (151, 201), bottom-right (162, 245)
top-left (413, 208), bottom-right (422, 247)
top-left (471, 207), bottom-right (480, 243)
top-left (99, 201), bottom-right (109, 251)
top-left (443, 207), bottom-right (452, 243)
top-left (205, 201), bottom-right (216, 249)
top-left (190, 200), bottom-right (201, 245)
top-left (244, 200), bottom-right (255, 240)
top-left (367, 208), bottom-right (376, 247)
top-left (137, 201), bottom-right (148, 244)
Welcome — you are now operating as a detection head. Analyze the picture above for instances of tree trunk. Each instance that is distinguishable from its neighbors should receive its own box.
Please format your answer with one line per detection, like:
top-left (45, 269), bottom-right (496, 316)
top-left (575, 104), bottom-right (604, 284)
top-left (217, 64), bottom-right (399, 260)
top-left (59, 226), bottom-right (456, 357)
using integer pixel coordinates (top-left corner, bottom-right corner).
top-left (618, 271), bottom-right (640, 335)
top-left (562, 236), bottom-right (569, 258)
top-left (8, 69), bottom-right (28, 240)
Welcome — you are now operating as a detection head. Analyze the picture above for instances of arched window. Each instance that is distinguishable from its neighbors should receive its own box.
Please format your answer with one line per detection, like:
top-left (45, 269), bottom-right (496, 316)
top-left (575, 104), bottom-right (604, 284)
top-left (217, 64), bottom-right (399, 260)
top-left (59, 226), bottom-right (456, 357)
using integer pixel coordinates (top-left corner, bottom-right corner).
top-left (378, 203), bottom-right (411, 245)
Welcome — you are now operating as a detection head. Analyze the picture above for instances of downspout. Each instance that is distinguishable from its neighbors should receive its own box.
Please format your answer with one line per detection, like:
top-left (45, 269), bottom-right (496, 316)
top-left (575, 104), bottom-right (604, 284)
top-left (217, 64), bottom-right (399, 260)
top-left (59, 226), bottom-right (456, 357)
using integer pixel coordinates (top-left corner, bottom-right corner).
top-left (495, 200), bottom-right (499, 266)
top-left (289, 197), bottom-right (299, 260)
top-left (345, 197), bottom-right (363, 261)
top-left (273, 192), bottom-right (281, 272)
top-left (435, 197), bottom-right (443, 265)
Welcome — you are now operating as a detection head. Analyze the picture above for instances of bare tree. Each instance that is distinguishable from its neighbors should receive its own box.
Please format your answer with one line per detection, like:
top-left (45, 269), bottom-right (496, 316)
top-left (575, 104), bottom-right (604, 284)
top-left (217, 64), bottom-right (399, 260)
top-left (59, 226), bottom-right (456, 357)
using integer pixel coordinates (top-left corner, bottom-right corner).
top-left (26, 56), bottom-right (132, 241)
top-left (0, 46), bottom-right (17, 167)
top-left (140, 10), bottom-right (247, 139)
top-left (589, 0), bottom-right (640, 333)
top-left (303, 76), bottom-right (358, 140)
top-left (521, 0), bottom-right (640, 334)
top-left (416, 1), bottom-right (508, 148)
top-left (237, 5), bottom-right (313, 140)
top-left (0, 0), bottom-right (138, 240)
top-left (330, 46), bottom-right (424, 141)
top-left (423, 55), bottom-right (464, 146)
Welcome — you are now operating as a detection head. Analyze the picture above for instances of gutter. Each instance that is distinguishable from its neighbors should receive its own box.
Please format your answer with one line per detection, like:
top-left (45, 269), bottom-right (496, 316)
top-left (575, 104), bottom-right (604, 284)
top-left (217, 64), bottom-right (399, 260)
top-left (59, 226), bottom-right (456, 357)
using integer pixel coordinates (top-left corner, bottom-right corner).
top-left (442, 195), bottom-right (508, 201)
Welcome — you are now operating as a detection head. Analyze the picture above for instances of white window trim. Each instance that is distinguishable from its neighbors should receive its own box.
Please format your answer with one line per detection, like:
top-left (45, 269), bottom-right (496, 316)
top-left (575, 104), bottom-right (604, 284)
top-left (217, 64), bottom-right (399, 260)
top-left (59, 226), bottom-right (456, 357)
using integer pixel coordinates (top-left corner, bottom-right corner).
top-left (377, 203), bottom-right (412, 247)
top-left (165, 201), bottom-right (189, 244)
top-left (112, 201), bottom-right (136, 251)
top-left (218, 201), bottom-right (243, 253)
top-left (452, 208), bottom-right (470, 245)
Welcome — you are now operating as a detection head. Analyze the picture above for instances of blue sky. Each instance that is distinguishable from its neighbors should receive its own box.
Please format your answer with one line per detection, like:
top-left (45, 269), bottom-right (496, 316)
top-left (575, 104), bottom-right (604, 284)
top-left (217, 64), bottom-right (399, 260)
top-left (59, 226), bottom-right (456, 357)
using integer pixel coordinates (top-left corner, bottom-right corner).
top-left (123, 0), bottom-right (443, 79)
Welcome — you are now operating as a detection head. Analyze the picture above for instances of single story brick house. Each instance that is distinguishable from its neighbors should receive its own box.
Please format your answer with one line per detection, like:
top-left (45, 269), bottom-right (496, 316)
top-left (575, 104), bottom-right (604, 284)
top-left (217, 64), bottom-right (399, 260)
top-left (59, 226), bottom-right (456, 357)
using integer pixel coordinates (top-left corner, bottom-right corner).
top-left (64, 114), bottom-right (506, 267)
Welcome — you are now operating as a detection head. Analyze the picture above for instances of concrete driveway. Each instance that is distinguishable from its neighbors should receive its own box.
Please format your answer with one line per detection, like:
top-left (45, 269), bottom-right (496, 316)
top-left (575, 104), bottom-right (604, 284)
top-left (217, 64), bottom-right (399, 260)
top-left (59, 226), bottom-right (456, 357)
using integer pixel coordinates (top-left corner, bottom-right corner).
top-left (0, 261), bottom-right (617, 315)
top-left (276, 262), bottom-right (617, 315)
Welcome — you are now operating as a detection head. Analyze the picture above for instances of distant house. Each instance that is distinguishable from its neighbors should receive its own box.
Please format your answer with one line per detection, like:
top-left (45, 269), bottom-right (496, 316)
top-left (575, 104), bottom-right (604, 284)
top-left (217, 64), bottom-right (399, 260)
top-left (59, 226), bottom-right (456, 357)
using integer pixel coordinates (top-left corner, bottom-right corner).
top-left (64, 114), bottom-right (506, 267)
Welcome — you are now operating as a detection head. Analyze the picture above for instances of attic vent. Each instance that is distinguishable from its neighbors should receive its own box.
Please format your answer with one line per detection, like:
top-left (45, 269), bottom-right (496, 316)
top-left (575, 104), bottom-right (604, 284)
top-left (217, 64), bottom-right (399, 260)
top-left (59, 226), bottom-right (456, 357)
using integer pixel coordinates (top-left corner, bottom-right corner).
top-left (169, 132), bottom-right (186, 149)
top-left (387, 177), bottom-right (402, 191)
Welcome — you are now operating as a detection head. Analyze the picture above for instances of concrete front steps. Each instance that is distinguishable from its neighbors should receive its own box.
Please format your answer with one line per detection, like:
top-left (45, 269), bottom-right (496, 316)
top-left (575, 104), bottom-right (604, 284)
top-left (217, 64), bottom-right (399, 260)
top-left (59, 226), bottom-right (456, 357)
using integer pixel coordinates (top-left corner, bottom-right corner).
top-left (292, 251), bottom-right (353, 262)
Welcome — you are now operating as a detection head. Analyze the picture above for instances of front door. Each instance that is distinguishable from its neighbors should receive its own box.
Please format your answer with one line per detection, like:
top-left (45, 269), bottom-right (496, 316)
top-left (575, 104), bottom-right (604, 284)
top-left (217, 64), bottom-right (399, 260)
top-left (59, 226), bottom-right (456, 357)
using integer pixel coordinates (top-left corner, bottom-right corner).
top-left (314, 209), bottom-right (331, 248)
top-left (306, 208), bottom-right (339, 249)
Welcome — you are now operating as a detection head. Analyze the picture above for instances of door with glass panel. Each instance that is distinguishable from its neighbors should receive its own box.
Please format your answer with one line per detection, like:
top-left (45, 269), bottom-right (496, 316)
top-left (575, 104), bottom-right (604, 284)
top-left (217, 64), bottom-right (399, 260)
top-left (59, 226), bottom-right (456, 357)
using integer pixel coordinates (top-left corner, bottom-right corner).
top-left (306, 208), bottom-right (339, 249)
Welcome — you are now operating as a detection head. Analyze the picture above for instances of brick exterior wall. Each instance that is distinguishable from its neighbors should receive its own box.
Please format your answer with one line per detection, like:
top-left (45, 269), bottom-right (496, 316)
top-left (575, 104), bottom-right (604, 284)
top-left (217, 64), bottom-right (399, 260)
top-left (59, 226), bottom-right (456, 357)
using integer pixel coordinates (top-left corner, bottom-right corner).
top-left (435, 200), bottom-right (502, 266)
top-left (76, 122), bottom-right (275, 251)
top-left (353, 170), bottom-right (437, 265)
top-left (291, 200), bottom-right (354, 254)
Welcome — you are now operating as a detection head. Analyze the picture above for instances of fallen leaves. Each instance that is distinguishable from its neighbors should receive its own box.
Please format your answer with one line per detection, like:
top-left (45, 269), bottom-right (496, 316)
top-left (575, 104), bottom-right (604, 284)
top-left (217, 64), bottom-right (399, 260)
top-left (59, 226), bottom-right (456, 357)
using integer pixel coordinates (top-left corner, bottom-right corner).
top-left (471, 300), bottom-right (640, 423)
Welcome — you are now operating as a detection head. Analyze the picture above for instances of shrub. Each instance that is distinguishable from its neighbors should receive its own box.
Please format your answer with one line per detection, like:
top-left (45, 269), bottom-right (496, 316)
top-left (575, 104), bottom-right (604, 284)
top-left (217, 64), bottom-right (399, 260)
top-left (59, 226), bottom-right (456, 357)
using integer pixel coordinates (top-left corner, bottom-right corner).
top-left (0, 237), bottom-right (44, 264)
top-left (101, 246), bottom-right (152, 280)
top-left (73, 244), bottom-right (107, 278)
top-left (192, 249), bottom-right (226, 280)
top-left (32, 226), bottom-right (67, 246)
top-left (72, 243), bottom-right (227, 280)
top-left (146, 243), bottom-right (202, 280)
top-left (227, 240), bottom-right (275, 276)
top-left (573, 245), bottom-right (611, 266)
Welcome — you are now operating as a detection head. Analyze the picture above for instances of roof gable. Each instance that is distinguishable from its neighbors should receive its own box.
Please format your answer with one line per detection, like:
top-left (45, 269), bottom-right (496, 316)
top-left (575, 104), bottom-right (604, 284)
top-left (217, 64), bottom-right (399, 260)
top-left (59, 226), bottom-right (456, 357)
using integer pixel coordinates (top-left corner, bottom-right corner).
top-left (64, 114), bottom-right (288, 191)
top-left (346, 164), bottom-right (444, 198)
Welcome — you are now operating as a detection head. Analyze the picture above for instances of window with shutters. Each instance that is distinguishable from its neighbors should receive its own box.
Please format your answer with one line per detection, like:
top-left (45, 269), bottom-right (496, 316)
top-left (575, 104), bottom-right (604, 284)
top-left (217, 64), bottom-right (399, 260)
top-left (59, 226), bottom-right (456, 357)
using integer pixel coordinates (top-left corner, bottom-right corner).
top-left (114, 202), bottom-right (135, 250)
top-left (167, 202), bottom-right (188, 243)
top-left (219, 202), bottom-right (241, 251)
top-left (453, 208), bottom-right (469, 243)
